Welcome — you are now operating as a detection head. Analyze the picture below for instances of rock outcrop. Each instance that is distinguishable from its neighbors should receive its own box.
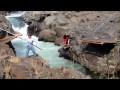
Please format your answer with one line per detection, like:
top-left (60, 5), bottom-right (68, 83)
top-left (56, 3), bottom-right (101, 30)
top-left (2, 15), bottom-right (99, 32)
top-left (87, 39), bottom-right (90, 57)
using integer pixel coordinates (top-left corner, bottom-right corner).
top-left (58, 11), bottom-right (120, 74)
top-left (22, 11), bottom-right (57, 22)
top-left (0, 11), bottom-right (92, 79)
top-left (0, 42), bottom-right (15, 56)
top-left (22, 11), bottom-right (120, 74)
top-left (0, 15), bottom-right (14, 39)
top-left (0, 12), bottom-right (16, 57)
top-left (38, 29), bottom-right (56, 42)
top-left (0, 55), bottom-right (91, 79)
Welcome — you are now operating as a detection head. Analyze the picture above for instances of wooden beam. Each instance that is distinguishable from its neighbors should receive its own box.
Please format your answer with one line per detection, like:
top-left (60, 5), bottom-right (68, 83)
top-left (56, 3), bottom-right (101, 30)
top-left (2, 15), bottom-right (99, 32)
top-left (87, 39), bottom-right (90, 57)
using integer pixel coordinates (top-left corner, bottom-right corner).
top-left (78, 39), bottom-right (103, 44)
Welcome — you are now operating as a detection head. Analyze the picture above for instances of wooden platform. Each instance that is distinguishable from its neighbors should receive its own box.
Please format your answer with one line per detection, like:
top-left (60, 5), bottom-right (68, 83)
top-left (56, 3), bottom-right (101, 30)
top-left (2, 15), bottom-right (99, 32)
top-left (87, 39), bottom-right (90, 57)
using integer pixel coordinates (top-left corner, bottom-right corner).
top-left (78, 38), bottom-right (116, 45)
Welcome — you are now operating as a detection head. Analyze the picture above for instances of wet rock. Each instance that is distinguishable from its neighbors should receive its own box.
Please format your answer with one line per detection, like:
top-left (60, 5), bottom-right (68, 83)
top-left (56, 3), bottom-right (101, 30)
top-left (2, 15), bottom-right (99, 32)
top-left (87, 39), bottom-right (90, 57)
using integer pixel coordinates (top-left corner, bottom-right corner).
top-left (58, 47), bottom-right (71, 59)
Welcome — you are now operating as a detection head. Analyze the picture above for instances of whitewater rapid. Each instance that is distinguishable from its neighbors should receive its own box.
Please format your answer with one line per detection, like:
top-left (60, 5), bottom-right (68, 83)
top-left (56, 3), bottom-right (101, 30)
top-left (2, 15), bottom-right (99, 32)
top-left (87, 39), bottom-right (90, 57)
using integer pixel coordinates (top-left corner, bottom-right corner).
top-left (6, 12), bottom-right (86, 73)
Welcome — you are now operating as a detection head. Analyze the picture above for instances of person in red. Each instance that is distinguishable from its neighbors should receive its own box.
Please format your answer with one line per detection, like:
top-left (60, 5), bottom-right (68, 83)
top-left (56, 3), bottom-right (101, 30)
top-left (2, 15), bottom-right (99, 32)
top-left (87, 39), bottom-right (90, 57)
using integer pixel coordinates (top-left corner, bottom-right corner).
top-left (62, 34), bottom-right (70, 46)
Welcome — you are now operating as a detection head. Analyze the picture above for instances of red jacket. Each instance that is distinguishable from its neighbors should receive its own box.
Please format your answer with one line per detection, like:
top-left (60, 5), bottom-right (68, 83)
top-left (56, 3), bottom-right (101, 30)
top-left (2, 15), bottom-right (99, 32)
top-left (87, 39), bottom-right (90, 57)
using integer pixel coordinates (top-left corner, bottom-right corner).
top-left (62, 38), bottom-right (67, 44)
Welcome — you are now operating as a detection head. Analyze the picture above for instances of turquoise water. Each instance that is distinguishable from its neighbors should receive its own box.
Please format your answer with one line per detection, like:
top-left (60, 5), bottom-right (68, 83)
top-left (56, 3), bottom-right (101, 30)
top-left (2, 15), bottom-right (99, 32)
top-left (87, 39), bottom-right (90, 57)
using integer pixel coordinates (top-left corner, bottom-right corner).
top-left (6, 12), bottom-right (87, 74)
top-left (11, 35), bottom-right (86, 73)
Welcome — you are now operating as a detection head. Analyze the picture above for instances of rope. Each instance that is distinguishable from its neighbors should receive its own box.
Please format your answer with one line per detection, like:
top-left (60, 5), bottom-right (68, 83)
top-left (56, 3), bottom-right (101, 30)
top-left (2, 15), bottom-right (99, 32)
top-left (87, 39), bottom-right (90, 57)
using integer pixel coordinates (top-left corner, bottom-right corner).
top-left (0, 27), bottom-right (51, 65)
top-left (0, 27), bottom-right (42, 50)
top-left (92, 12), bottom-right (119, 35)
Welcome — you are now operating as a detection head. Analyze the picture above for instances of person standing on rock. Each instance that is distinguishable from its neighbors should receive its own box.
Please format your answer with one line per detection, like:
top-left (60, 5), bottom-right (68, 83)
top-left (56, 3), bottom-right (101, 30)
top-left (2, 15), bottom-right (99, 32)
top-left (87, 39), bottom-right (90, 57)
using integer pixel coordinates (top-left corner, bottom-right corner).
top-left (25, 21), bottom-right (39, 58)
top-left (62, 34), bottom-right (70, 46)
top-left (15, 32), bottom-right (39, 58)
top-left (62, 34), bottom-right (71, 49)
top-left (25, 34), bottom-right (38, 58)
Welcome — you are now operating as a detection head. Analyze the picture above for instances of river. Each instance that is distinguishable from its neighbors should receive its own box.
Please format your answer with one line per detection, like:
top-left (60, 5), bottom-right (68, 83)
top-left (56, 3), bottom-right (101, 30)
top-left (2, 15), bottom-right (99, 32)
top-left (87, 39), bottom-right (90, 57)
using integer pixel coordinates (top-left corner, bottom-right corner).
top-left (6, 11), bottom-right (87, 74)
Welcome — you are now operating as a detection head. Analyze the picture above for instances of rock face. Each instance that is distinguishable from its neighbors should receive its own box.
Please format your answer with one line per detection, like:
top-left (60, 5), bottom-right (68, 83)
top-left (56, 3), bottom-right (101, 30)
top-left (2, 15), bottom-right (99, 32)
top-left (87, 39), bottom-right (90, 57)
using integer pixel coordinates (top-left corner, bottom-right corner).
top-left (22, 11), bottom-right (57, 22)
top-left (0, 11), bottom-right (92, 79)
top-left (0, 15), bottom-right (14, 39)
top-left (58, 11), bottom-right (120, 74)
top-left (23, 11), bottom-right (120, 74)
top-left (0, 11), bottom-right (16, 54)
top-left (0, 55), bottom-right (91, 79)
top-left (0, 42), bottom-right (16, 79)
top-left (0, 44), bottom-right (15, 56)
top-left (38, 29), bottom-right (56, 42)
top-left (0, 12), bottom-right (16, 56)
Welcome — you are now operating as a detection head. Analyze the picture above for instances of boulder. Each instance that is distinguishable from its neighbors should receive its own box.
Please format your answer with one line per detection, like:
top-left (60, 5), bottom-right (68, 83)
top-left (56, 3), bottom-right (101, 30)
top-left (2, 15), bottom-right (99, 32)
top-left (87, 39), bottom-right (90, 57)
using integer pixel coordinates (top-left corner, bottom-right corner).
top-left (38, 29), bottom-right (56, 42)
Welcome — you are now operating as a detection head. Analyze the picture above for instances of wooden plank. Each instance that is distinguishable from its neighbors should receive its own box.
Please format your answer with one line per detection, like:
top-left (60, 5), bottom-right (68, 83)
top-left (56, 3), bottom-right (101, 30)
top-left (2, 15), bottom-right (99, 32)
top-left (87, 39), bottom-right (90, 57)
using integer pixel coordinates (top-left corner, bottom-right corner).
top-left (78, 38), bottom-right (116, 45)
top-left (78, 39), bottom-right (103, 44)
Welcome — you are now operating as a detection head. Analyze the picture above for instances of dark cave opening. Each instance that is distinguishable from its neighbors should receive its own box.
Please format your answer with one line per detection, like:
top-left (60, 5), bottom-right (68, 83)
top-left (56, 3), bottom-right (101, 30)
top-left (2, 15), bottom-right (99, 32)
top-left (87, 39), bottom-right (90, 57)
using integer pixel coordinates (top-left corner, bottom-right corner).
top-left (82, 43), bottom-right (115, 57)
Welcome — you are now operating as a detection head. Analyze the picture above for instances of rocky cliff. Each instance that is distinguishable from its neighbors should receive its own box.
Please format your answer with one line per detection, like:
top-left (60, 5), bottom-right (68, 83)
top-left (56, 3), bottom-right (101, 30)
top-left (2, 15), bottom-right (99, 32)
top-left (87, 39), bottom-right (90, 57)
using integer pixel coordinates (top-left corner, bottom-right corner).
top-left (0, 11), bottom-right (16, 56)
top-left (0, 11), bottom-right (90, 79)
top-left (22, 11), bottom-right (120, 75)
top-left (0, 55), bottom-right (91, 79)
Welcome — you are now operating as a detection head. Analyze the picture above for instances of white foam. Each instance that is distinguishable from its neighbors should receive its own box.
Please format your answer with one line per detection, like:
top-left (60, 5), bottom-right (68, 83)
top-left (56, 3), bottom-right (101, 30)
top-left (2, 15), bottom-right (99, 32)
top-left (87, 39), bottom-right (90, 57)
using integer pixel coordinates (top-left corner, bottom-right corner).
top-left (12, 24), bottom-right (28, 36)
top-left (5, 11), bottom-right (26, 18)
